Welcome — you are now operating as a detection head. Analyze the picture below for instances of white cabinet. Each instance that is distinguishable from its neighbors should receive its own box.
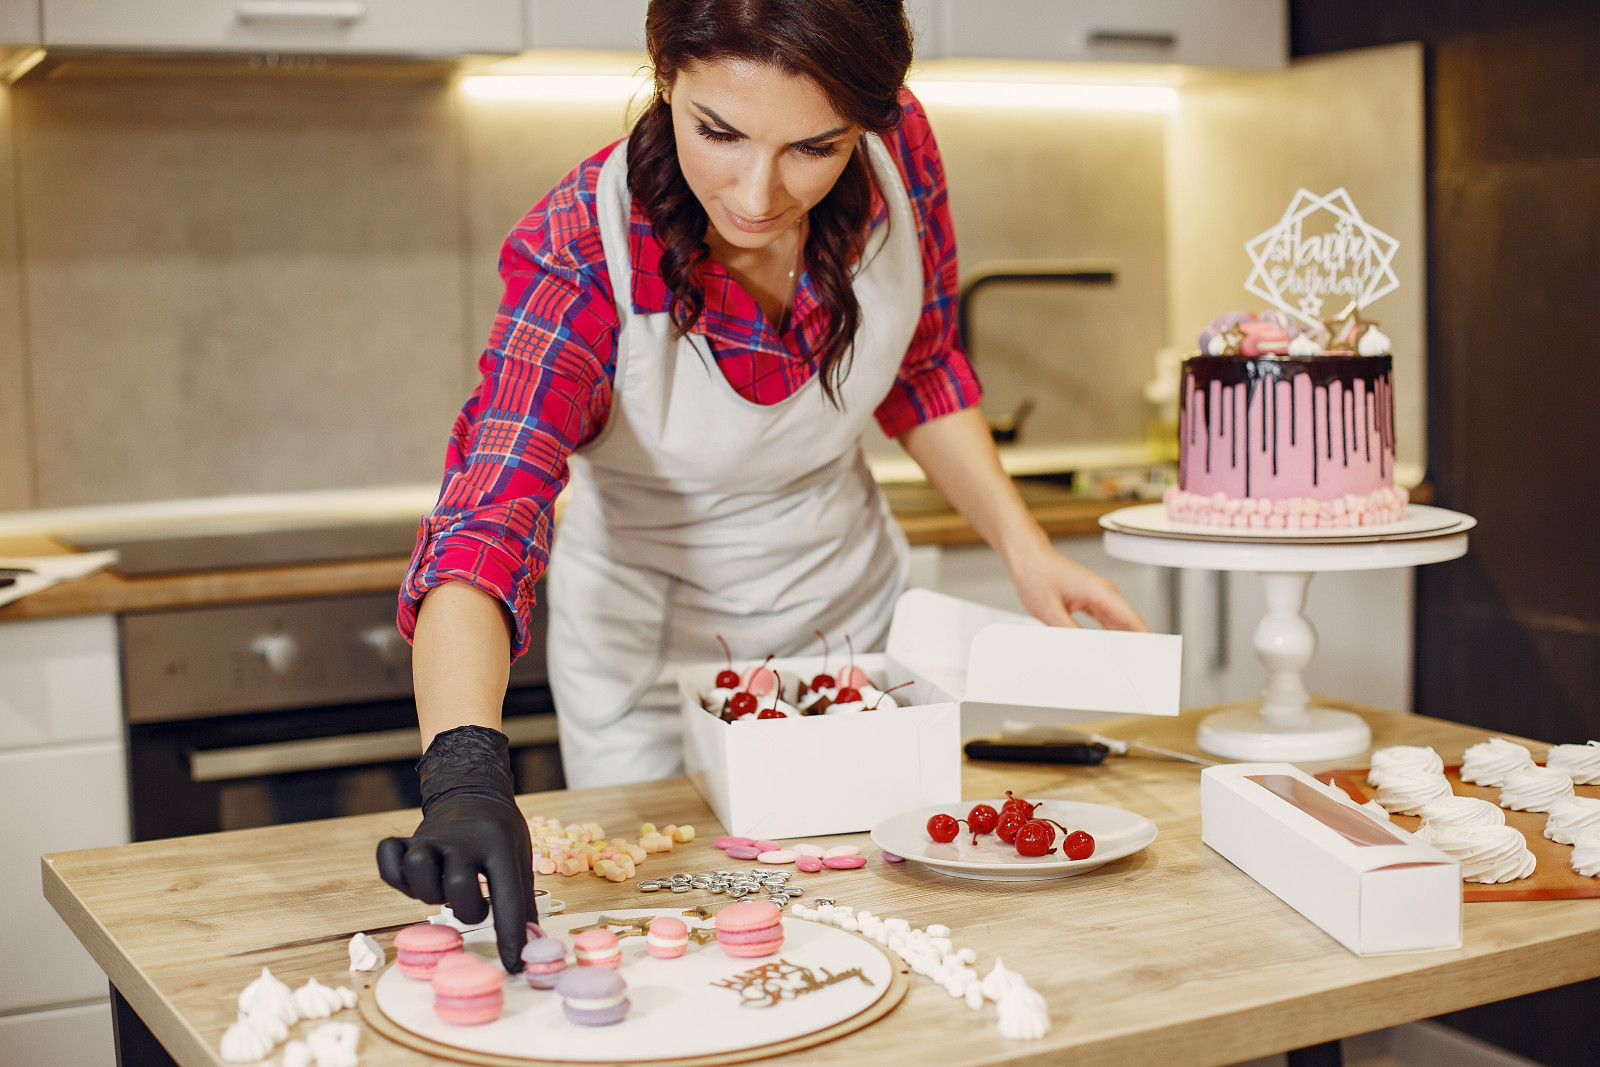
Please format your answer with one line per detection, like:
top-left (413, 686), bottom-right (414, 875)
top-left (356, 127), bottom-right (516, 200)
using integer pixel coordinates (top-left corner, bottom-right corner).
top-left (0, 615), bottom-right (127, 1067)
top-left (524, 0), bottom-right (647, 52)
top-left (916, 0), bottom-right (1286, 69)
top-left (41, 0), bottom-right (522, 56)
top-left (0, 0), bottom-right (40, 45)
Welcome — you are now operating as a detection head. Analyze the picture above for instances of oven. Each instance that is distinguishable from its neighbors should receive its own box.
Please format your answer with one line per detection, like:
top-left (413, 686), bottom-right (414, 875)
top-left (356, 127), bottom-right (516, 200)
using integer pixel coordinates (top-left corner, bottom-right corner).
top-left (119, 587), bottom-right (559, 841)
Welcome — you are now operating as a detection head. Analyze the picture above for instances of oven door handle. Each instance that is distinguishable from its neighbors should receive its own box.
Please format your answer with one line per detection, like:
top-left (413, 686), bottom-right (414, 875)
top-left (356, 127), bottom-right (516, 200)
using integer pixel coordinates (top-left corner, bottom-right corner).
top-left (188, 715), bottom-right (560, 782)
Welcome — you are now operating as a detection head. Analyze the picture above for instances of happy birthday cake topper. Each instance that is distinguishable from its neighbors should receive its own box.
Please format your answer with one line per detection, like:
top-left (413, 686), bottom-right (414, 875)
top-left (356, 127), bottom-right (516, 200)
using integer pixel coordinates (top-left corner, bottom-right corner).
top-left (1244, 188), bottom-right (1400, 328)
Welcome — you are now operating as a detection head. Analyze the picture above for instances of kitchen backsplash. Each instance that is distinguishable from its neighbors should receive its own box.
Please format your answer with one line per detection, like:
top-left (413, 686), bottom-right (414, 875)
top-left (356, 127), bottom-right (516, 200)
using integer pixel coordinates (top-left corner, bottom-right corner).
top-left (0, 43), bottom-right (1421, 510)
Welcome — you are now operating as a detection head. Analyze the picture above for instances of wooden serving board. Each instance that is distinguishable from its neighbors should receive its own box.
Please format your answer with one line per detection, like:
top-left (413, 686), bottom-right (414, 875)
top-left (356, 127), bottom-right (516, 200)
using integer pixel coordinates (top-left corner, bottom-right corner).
top-left (1319, 766), bottom-right (1600, 902)
top-left (359, 911), bottom-right (909, 1067)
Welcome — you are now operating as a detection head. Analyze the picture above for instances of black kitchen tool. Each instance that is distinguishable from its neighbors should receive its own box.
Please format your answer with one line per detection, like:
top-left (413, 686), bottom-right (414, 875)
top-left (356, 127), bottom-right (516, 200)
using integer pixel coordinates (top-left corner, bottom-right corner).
top-left (963, 739), bottom-right (1111, 765)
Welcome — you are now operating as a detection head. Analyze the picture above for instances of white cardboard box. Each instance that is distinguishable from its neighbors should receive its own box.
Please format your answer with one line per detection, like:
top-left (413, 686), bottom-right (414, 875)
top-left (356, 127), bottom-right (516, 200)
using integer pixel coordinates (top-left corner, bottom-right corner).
top-left (678, 589), bottom-right (1182, 839)
top-left (1201, 763), bottom-right (1463, 956)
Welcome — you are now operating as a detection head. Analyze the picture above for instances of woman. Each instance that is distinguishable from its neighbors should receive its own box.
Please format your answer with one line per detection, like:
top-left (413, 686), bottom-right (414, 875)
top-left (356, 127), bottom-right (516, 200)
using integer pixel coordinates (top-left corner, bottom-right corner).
top-left (378, 0), bottom-right (1146, 972)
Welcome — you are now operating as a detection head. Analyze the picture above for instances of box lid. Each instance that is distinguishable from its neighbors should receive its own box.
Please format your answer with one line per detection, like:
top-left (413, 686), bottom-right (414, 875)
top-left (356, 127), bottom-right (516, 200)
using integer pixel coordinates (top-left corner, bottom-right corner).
top-left (885, 589), bottom-right (1181, 719)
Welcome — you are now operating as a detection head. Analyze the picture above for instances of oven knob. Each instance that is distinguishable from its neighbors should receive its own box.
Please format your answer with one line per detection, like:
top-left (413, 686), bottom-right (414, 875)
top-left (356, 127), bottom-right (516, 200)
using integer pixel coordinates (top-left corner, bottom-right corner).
top-left (249, 632), bottom-right (299, 674)
top-left (359, 625), bottom-right (411, 665)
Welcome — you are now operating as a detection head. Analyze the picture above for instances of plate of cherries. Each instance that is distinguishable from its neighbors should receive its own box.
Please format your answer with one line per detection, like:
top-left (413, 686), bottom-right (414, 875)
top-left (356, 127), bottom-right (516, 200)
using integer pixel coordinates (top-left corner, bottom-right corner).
top-left (868, 790), bottom-right (1158, 881)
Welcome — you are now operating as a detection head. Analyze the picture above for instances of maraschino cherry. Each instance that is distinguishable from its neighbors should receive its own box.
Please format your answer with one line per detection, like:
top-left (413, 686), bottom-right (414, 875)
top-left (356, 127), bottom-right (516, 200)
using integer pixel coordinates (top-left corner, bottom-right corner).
top-left (810, 630), bottom-right (836, 691)
top-left (926, 813), bottom-right (960, 843)
top-left (713, 634), bottom-right (740, 690)
top-left (995, 808), bottom-right (1028, 844)
top-left (1000, 790), bottom-right (1037, 821)
top-left (757, 671), bottom-right (788, 719)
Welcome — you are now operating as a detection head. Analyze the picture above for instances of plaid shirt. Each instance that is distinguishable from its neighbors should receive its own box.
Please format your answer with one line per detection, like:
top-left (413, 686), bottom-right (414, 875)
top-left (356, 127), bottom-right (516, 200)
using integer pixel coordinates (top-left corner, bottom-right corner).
top-left (400, 91), bottom-right (980, 657)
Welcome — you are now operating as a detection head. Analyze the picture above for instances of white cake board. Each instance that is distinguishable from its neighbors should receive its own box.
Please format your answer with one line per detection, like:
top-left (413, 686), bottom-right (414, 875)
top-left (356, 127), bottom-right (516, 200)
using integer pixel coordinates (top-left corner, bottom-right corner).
top-left (369, 909), bottom-right (898, 1064)
top-left (1101, 505), bottom-right (1473, 761)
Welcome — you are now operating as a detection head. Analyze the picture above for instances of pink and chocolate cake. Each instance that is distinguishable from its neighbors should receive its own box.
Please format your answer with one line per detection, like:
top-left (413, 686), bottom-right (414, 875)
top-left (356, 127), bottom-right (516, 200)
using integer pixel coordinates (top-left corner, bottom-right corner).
top-left (1164, 311), bottom-right (1407, 529)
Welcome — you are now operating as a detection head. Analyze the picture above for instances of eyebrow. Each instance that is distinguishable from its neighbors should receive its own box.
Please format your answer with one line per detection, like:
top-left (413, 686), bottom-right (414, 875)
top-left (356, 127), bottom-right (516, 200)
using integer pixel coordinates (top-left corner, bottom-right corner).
top-left (692, 102), bottom-right (849, 146)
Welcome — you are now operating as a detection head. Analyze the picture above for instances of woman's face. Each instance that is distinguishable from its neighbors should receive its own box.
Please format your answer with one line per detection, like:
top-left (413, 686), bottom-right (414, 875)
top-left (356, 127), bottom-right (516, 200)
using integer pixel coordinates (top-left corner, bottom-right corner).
top-left (664, 59), bottom-right (862, 252)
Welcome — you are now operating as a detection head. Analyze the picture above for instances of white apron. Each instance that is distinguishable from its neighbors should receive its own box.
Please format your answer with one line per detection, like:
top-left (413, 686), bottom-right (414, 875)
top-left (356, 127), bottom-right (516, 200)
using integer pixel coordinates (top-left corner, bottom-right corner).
top-left (546, 134), bottom-right (924, 789)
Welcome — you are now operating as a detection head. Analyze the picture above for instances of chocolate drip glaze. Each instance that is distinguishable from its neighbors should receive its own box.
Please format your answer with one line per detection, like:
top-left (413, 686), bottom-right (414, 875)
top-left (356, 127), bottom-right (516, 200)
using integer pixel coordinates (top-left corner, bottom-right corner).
top-left (1178, 354), bottom-right (1396, 496)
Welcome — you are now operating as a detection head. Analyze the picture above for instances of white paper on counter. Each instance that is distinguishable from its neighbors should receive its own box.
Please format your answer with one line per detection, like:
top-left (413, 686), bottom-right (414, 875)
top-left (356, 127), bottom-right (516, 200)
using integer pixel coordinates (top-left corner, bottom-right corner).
top-left (0, 551), bottom-right (118, 609)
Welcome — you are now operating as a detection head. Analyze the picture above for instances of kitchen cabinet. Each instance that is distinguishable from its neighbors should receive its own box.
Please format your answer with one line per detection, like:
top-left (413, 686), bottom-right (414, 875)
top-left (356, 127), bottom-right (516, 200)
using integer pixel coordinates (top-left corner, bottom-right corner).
top-left (912, 0), bottom-right (1286, 69)
top-left (0, 615), bottom-right (126, 1067)
top-left (525, 0), bottom-right (648, 52)
top-left (40, 0), bottom-right (522, 56)
top-left (0, 0), bottom-right (39, 45)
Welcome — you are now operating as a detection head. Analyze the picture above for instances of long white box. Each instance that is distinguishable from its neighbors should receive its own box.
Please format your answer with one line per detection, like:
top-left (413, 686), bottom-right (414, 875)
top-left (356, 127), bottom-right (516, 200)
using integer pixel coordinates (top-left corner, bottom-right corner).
top-left (679, 590), bottom-right (1182, 839)
top-left (1201, 763), bottom-right (1463, 956)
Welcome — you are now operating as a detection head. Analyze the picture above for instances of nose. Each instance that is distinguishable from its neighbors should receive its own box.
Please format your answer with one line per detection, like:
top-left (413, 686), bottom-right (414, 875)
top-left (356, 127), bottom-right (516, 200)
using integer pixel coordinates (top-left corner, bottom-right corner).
top-left (732, 153), bottom-right (781, 220)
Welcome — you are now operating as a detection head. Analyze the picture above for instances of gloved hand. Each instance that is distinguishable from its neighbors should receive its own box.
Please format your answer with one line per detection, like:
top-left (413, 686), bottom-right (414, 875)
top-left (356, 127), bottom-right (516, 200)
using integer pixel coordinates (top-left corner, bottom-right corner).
top-left (376, 725), bottom-right (536, 973)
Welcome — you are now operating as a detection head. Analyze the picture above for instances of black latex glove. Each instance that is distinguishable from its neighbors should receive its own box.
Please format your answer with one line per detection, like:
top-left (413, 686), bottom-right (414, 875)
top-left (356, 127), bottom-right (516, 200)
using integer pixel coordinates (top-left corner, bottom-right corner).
top-left (376, 725), bottom-right (536, 973)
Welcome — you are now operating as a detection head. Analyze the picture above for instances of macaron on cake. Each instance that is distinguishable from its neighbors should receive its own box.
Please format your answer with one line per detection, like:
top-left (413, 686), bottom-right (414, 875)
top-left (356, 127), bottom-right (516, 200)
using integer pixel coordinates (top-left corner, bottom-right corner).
top-left (431, 955), bottom-right (505, 1026)
top-left (715, 901), bottom-right (785, 958)
top-left (521, 936), bottom-right (569, 989)
top-left (556, 967), bottom-right (631, 1027)
top-left (393, 923), bottom-right (464, 980)
top-left (646, 916), bottom-right (688, 959)
top-left (573, 928), bottom-right (622, 969)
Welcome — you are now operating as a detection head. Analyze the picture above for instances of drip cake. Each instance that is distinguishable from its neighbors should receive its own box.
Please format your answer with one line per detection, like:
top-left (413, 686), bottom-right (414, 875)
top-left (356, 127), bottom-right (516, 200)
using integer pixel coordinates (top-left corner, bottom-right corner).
top-left (1165, 308), bottom-right (1407, 529)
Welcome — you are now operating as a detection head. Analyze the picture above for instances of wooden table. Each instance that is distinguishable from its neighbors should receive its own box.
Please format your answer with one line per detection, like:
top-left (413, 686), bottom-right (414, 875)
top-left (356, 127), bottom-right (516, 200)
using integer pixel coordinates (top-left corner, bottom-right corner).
top-left (44, 703), bottom-right (1600, 1066)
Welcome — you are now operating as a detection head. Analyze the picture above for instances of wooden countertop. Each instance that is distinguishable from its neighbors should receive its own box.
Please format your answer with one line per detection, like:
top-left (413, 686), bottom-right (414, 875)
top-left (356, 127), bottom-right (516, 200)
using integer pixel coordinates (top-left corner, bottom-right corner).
top-left (44, 705), bottom-right (1600, 1067)
top-left (0, 488), bottom-right (1131, 622)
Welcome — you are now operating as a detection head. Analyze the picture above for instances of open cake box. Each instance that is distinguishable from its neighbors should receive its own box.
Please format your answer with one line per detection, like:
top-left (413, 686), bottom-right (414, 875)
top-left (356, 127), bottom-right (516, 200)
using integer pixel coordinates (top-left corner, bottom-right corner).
top-left (677, 588), bottom-right (1183, 839)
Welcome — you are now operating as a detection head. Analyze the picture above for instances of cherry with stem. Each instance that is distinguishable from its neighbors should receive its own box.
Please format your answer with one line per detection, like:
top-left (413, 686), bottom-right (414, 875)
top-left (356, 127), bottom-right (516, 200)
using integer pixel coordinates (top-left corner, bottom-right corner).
top-left (757, 671), bottom-right (787, 719)
top-left (810, 631), bottom-right (835, 692)
top-left (871, 680), bottom-right (916, 710)
top-left (713, 634), bottom-right (740, 690)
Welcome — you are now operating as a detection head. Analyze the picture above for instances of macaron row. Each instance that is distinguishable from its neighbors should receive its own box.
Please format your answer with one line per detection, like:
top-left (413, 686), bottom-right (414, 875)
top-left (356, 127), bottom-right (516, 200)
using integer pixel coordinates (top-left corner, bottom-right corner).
top-left (712, 836), bottom-right (867, 869)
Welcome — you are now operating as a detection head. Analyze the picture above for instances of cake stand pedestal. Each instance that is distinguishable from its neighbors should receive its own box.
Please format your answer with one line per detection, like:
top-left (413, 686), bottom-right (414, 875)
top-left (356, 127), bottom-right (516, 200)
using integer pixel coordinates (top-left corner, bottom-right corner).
top-left (1101, 506), bottom-right (1472, 762)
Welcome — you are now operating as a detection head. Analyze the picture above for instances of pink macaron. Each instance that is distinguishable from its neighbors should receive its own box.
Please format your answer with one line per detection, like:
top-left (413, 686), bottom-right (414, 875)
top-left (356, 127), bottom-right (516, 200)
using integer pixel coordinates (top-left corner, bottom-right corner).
top-left (573, 928), bottom-right (622, 969)
top-left (715, 901), bottom-right (785, 958)
top-left (431, 956), bottom-right (505, 1026)
top-left (393, 923), bottom-right (464, 980)
top-left (646, 916), bottom-right (689, 959)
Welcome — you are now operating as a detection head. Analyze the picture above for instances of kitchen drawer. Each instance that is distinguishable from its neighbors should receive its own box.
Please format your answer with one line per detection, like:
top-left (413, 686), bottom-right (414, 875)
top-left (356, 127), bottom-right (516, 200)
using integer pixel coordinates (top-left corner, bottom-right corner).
top-left (0, 740), bottom-right (128, 1014)
top-left (0, 615), bottom-right (121, 748)
top-left (0, 0), bottom-right (40, 46)
top-left (924, 0), bottom-right (1286, 69)
top-left (42, 0), bottom-right (522, 56)
top-left (524, 0), bottom-right (647, 52)
top-left (123, 591), bottom-right (546, 723)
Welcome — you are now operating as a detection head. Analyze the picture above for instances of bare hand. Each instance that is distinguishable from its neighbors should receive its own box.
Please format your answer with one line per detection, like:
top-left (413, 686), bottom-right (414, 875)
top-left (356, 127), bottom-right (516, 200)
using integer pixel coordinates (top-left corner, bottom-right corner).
top-left (1008, 544), bottom-right (1148, 632)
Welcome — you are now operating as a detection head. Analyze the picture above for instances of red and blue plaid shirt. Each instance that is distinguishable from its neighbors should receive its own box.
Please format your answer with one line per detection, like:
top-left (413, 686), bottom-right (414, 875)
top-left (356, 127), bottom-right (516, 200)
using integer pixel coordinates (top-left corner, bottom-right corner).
top-left (400, 91), bottom-right (980, 657)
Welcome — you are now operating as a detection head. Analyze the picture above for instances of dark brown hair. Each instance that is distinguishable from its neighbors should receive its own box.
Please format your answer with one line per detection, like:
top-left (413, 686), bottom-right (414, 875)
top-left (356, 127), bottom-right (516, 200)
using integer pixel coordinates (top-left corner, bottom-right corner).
top-left (627, 0), bottom-right (913, 404)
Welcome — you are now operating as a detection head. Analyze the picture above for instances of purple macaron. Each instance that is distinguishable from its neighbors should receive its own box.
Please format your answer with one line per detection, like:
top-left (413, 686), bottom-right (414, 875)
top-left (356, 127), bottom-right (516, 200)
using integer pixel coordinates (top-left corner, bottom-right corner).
top-left (520, 936), bottom-right (569, 990)
top-left (555, 967), bottom-right (630, 1026)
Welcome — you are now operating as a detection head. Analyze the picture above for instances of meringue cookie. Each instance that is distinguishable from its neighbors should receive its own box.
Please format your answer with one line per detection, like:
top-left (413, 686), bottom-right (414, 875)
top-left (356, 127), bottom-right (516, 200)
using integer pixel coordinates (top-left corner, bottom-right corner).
top-left (1430, 825), bottom-right (1537, 883)
top-left (1572, 831), bottom-right (1600, 878)
top-left (243, 1005), bottom-right (288, 1045)
top-left (1412, 795), bottom-right (1503, 842)
top-left (1367, 745), bottom-right (1444, 788)
top-left (293, 978), bottom-right (353, 1020)
top-left (1375, 771), bottom-right (1453, 814)
top-left (1359, 799), bottom-right (1392, 823)
top-left (1543, 796), bottom-right (1600, 844)
top-left (1287, 332), bottom-right (1322, 356)
top-left (1461, 737), bottom-right (1536, 786)
top-left (306, 1021), bottom-right (360, 1067)
top-left (238, 966), bottom-right (297, 1026)
top-left (1357, 324), bottom-right (1391, 356)
top-left (348, 932), bottom-right (384, 972)
top-left (1206, 332), bottom-right (1228, 355)
top-left (702, 687), bottom-right (739, 712)
top-left (220, 1015), bottom-right (277, 1063)
top-left (282, 1041), bottom-right (314, 1067)
top-left (1499, 766), bottom-right (1576, 812)
top-left (995, 981), bottom-right (1052, 1040)
top-left (1545, 741), bottom-right (1600, 785)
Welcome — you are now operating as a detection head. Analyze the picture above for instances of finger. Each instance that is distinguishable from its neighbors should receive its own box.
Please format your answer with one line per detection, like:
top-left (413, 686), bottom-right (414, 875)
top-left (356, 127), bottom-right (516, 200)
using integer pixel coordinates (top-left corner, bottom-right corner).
top-left (485, 853), bottom-right (531, 973)
top-left (401, 843), bottom-right (447, 906)
top-left (1086, 586), bottom-right (1149, 632)
top-left (375, 837), bottom-right (415, 896)
top-left (442, 855), bottom-right (489, 926)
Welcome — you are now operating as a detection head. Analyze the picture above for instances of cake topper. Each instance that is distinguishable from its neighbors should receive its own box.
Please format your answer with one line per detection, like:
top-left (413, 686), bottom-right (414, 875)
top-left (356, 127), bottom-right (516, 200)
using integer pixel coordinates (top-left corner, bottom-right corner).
top-left (712, 958), bottom-right (874, 1008)
top-left (1244, 188), bottom-right (1400, 329)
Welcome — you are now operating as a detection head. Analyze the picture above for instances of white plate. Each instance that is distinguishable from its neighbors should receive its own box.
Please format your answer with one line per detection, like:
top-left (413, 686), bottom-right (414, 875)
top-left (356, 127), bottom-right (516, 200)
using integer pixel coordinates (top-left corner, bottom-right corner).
top-left (1099, 503), bottom-right (1475, 544)
top-left (869, 799), bottom-right (1158, 881)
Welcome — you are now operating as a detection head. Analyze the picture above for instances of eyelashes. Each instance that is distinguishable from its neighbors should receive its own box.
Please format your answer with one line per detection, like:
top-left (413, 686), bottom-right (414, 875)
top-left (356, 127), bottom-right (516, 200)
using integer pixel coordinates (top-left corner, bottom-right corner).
top-left (692, 121), bottom-right (840, 159)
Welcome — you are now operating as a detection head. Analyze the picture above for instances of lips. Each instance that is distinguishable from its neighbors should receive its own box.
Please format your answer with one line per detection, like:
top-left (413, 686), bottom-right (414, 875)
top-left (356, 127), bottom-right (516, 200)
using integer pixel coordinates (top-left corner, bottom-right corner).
top-left (724, 207), bottom-right (786, 234)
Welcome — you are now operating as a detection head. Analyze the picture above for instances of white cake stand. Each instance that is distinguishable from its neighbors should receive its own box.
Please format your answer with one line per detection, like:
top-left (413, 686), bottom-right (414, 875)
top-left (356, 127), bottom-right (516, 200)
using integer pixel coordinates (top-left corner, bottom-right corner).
top-left (1100, 503), bottom-right (1475, 762)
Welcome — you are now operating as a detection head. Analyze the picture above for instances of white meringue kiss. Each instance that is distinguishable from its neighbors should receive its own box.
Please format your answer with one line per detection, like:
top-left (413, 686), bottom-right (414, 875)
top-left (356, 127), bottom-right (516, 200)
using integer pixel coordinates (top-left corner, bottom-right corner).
top-left (1545, 740), bottom-right (1600, 785)
top-left (1367, 745), bottom-right (1444, 788)
top-left (1375, 772), bottom-right (1452, 815)
top-left (1571, 831), bottom-right (1600, 878)
top-left (1460, 737), bottom-right (1536, 787)
top-left (1430, 825), bottom-right (1537, 883)
top-left (1543, 796), bottom-right (1600, 844)
top-left (1498, 766), bottom-right (1576, 812)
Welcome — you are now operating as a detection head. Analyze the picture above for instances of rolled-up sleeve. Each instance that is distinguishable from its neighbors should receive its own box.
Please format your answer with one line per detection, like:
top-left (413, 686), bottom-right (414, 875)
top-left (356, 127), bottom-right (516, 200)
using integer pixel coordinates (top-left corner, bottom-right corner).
top-left (873, 90), bottom-right (983, 438)
top-left (399, 157), bottom-right (619, 660)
